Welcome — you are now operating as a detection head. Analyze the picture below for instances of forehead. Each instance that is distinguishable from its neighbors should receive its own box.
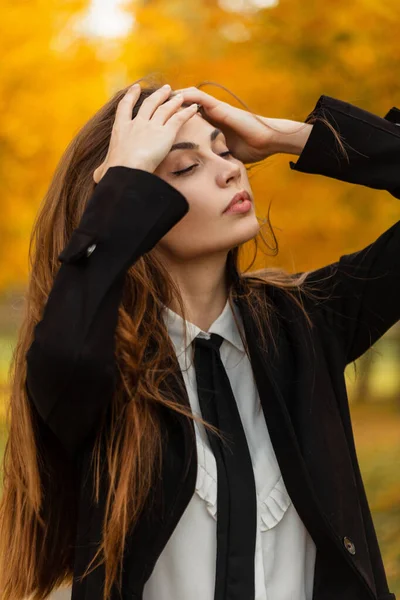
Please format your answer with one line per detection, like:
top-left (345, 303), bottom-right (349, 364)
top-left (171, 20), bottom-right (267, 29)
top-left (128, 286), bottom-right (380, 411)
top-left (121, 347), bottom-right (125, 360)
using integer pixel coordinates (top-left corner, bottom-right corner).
top-left (173, 112), bottom-right (222, 142)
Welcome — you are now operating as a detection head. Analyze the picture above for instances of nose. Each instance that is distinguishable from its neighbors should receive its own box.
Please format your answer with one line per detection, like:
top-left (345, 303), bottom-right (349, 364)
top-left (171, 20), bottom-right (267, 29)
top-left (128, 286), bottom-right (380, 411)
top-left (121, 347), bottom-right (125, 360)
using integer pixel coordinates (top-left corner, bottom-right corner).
top-left (216, 155), bottom-right (242, 187)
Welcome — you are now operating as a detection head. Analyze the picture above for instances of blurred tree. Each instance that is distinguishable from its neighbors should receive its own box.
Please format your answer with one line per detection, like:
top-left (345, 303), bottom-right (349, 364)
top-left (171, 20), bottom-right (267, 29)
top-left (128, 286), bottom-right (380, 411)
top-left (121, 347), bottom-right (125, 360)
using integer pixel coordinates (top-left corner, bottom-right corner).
top-left (0, 0), bottom-right (108, 289)
top-left (0, 0), bottom-right (400, 286)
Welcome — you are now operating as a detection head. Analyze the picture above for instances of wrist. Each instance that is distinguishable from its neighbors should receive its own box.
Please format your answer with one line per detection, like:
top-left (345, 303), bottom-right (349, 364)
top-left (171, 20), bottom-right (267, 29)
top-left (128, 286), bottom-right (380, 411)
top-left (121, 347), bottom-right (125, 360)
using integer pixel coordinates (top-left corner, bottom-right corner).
top-left (261, 118), bottom-right (313, 156)
top-left (108, 160), bottom-right (154, 174)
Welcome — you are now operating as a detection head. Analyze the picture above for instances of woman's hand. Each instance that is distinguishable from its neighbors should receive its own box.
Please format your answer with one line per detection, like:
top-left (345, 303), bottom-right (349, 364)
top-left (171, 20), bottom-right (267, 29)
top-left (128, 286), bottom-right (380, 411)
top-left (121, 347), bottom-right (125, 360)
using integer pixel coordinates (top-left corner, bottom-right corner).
top-left (172, 87), bottom-right (313, 161)
top-left (93, 84), bottom-right (198, 183)
top-left (171, 86), bottom-right (278, 163)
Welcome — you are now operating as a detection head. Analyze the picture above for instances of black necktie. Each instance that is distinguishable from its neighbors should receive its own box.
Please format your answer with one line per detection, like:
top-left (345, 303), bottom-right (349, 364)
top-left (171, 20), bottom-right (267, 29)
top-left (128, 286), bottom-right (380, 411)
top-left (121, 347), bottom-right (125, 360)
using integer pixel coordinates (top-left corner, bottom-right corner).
top-left (193, 333), bottom-right (257, 600)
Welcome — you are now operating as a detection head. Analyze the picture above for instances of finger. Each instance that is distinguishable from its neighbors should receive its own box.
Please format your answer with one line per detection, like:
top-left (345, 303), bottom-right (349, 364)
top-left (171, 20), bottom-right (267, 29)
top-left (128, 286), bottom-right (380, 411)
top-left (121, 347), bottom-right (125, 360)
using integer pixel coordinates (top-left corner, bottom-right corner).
top-left (114, 84), bottom-right (141, 127)
top-left (137, 85), bottom-right (173, 121)
top-left (171, 86), bottom-right (198, 95)
top-left (152, 93), bottom-right (186, 124)
top-left (172, 87), bottom-right (217, 110)
top-left (171, 87), bottom-right (202, 102)
top-left (167, 103), bottom-right (199, 130)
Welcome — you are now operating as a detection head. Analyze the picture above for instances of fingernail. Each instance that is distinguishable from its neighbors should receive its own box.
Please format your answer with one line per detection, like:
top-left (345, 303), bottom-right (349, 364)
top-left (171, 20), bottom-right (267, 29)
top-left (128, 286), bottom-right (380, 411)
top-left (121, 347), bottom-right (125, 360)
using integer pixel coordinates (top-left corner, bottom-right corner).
top-left (163, 84), bottom-right (171, 89)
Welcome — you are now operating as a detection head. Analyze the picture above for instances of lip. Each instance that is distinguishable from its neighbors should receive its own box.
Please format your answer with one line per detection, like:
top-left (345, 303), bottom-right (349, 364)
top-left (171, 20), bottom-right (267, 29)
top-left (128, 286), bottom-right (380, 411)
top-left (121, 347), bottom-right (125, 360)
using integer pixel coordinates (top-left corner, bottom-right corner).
top-left (223, 190), bottom-right (252, 214)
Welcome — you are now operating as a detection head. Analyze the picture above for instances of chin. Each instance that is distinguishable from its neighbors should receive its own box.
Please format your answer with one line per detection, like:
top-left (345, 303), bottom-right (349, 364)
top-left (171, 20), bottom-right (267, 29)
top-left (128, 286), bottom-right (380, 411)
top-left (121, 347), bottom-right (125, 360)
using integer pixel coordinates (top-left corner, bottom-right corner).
top-left (230, 217), bottom-right (260, 246)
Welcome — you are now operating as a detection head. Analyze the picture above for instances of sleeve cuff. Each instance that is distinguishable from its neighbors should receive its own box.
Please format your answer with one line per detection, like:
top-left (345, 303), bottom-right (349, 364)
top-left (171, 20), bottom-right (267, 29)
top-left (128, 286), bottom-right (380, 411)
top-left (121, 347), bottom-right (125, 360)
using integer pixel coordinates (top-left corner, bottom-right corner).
top-left (75, 165), bottom-right (189, 239)
top-left (58, 166), bottom-right (189, 264)
top-left (287, 95), bottom-right (400, 200)
top-left (289, 95), bottom-right (349, 174)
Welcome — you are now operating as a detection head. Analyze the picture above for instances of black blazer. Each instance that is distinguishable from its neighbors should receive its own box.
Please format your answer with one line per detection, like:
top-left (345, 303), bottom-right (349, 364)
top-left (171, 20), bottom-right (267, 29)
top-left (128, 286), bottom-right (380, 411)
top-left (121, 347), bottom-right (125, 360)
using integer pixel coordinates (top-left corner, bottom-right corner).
top-left (25, 96), bottom-right (399, 600)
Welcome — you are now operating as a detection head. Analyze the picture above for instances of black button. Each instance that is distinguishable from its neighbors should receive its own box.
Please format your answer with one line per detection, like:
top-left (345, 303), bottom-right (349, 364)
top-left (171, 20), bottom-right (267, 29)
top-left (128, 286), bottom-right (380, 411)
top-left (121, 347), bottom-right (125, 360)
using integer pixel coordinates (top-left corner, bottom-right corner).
top-left (58, 229), bottom-right (98, 264)
top-left (343, 536), bottom-right (356, 555)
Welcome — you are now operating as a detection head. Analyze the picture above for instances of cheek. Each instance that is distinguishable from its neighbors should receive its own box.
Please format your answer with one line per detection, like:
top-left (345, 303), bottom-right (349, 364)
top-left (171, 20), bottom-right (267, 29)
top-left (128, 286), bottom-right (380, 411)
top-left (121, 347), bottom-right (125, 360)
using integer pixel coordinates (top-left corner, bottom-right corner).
top-left (165, 203), bottom-right (217, 240)
top-left (172, 188), bottom-right (220, 221)
top-left (188, 197), bottom-right (220, 218)
top-left (155, 204), bottom-right (220, 257)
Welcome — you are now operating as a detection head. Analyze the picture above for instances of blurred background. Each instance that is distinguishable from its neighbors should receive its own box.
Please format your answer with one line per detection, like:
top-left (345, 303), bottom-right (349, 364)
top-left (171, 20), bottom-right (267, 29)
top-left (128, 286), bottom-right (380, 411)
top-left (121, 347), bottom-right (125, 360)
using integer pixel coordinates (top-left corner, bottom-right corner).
top-left (0, 0), bottom-right (399, 597)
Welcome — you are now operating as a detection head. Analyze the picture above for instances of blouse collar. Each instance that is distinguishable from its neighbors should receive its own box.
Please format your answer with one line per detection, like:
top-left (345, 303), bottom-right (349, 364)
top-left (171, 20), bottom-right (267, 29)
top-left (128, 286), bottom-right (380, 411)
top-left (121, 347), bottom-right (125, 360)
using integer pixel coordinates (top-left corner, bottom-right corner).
top-left (161, 297), bottom-right (245, 358)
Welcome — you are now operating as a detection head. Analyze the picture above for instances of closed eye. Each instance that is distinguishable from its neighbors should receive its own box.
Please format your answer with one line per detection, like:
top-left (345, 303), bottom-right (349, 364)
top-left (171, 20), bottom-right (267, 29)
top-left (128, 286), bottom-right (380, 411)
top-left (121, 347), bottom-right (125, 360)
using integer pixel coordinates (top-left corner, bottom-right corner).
top-left (172, 151), bottom-right (233, 176)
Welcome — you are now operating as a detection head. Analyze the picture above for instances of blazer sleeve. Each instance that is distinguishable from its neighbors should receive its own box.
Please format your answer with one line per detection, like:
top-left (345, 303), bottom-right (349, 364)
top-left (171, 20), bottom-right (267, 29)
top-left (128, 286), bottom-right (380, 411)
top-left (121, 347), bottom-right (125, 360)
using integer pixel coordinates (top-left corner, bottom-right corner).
top-left (289, 95), bottom-right (400, 365)
top-left (25, 166), bottom-right (189, 458)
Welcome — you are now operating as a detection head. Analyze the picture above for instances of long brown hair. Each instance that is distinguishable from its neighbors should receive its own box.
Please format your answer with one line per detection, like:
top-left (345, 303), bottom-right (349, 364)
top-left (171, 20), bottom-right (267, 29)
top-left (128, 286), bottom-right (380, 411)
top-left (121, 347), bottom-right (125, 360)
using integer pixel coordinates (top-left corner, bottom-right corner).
top-left (0, 74), bottom-right (344, 600)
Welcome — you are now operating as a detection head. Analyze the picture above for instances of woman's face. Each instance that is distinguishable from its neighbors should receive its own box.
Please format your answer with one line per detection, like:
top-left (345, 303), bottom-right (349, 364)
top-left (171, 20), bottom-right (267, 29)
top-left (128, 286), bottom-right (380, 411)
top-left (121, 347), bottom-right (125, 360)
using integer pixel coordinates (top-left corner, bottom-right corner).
top-left (153, 111), bottom-right (260, 261)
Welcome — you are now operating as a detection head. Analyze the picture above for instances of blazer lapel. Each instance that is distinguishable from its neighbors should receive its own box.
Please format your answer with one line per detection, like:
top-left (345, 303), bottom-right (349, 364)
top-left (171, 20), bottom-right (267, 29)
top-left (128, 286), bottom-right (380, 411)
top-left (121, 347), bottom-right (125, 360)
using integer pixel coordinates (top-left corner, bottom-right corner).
top-left (234, 292), bottom-right (337, 551)
top-left (234, 289), bottom-right (377, 599)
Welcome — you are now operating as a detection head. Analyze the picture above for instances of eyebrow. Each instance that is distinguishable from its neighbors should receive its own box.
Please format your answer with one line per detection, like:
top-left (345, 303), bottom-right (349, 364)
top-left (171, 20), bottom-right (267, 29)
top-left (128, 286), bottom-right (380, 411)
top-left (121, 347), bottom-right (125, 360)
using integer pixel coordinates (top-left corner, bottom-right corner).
top-left (168, 128), bottom-right (223, 153)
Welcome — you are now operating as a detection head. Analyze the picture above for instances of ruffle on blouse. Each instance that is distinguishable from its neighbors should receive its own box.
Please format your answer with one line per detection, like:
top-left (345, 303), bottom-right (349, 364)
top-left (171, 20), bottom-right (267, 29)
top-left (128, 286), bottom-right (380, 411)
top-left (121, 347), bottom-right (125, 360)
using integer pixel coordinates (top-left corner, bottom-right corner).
top-left (195, 438), bottom-right (292, 529)
top-left (258, 475), bottom-right (292, 531)
top-left (195, 438), bottom-right (218, 520)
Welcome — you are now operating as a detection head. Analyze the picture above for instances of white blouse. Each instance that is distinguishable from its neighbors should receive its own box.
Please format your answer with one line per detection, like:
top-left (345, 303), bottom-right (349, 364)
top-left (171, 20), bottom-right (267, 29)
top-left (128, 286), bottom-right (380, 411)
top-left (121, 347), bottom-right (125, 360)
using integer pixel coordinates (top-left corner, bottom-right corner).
top-left (143, 298), bottom-right (317, 600)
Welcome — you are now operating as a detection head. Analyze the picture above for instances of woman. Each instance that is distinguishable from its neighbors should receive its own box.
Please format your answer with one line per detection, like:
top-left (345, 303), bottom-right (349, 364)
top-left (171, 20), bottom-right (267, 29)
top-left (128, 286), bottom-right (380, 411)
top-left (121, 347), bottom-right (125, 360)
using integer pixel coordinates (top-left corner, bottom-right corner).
top-left (0, 77), bottom-right (398, 600)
